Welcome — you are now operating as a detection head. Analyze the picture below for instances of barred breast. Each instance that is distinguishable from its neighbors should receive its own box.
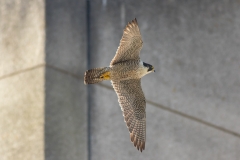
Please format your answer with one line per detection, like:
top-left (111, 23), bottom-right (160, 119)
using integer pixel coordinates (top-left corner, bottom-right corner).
top-left (110, 60), bottom-right (145, 81)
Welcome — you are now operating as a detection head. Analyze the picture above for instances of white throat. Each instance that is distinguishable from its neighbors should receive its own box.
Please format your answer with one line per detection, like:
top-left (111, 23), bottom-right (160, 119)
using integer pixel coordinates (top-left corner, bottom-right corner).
top-left (138, 60), bottom-right (149, 77)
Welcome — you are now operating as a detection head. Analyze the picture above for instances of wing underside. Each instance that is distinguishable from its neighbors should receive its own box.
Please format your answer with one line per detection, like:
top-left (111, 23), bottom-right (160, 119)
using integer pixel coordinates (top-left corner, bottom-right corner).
top-left (110, 18), bottom-right (143, 66)
top-left (111, 79), bottom-right (146, 152)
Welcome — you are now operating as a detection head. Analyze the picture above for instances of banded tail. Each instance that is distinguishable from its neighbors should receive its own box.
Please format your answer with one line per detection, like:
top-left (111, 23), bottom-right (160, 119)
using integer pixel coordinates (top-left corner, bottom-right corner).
top-left (84, 67), bottom-right (110, 84)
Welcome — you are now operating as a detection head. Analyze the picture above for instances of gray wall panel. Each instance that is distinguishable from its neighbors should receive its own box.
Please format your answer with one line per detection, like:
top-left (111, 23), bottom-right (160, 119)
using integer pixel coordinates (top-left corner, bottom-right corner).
top-left (45, 0), bottom-right (88, 159)
top-left (45, 0), bottom-right (87, 76)
top-left (89, 0), bottom-right (240, 136)
top-left (90, 84), bottom-right (240, 160)
top-left (89, 0), bottom-right (240, 159)
top-left (45, 68), bottom-right (87, 160)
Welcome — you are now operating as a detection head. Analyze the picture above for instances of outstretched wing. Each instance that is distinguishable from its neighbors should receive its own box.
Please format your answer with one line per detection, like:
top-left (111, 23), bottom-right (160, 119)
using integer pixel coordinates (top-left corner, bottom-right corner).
top-left (111, 79), bottom-right (146, 152)
top-left (110, 18), bottom-right (143, 66)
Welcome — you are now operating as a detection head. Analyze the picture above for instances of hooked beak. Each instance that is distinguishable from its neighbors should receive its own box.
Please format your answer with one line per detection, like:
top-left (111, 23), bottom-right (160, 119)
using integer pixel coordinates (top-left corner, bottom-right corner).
top-left (149, 66), bottom-right (155, 72)
top-left (152, 66), bottom-right (155, 72)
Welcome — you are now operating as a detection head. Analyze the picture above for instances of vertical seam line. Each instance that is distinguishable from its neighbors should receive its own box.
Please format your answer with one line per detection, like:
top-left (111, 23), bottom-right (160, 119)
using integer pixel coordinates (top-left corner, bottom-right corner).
top-left (86, 0), bottom-right (91, 160)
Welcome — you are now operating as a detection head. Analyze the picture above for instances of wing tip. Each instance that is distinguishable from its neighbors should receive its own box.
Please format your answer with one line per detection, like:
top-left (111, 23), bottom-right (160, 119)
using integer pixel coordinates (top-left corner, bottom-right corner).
top-left (133, 18), bottom-right (138, 24)
top-left (124, 18), bottom-right (139, 31)
top-left (130, 132), bottom-right (145, 152)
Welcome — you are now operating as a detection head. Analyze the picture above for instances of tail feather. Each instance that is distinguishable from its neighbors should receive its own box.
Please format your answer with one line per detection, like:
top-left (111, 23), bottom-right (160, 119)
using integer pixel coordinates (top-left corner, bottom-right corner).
top-left (84, 67), bottom-right (110, 84)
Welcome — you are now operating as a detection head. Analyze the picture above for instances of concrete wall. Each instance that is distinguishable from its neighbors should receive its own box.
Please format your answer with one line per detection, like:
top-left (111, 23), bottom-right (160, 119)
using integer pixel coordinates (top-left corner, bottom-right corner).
top-left (1, 0), bottom-right (240, 160)
top-left (0, 0), bottom-right (45, 160)
top-left (44, 0), bottom-right (88, 159)
top-left (0, 0), bottom-right (87, 160)
top-left (89, 0), bottom-right (240, 160)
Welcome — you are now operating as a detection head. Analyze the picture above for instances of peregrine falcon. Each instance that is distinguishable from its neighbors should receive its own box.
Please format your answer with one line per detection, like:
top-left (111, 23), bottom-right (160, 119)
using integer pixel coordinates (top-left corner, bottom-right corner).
top-left (84, 18), bottom-right (154, 152)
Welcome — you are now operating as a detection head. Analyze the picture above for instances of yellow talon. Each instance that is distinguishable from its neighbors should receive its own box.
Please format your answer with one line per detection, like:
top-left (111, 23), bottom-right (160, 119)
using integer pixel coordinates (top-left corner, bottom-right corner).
top-left (100, 71), bottom-right (111, 80)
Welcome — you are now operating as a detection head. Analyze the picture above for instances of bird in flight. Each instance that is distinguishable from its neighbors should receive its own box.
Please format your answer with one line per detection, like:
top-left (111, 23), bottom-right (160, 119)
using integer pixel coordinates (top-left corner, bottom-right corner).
top-left (84, 18), bottom-right (154, 152)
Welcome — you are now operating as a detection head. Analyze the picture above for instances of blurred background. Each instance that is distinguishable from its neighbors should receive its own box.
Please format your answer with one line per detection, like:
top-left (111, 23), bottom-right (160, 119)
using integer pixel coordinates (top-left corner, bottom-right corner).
top-left (1, 0), bottom-right (240, 160)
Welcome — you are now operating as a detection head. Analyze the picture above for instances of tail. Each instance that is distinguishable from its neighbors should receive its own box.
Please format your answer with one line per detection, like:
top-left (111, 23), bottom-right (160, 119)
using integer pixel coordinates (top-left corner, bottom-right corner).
top-left (84, 67), bottom-right (110, 84)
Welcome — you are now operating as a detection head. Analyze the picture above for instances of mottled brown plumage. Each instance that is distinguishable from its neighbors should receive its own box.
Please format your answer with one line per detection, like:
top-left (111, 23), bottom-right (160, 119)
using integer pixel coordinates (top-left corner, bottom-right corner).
top-left (112, 79), bottom-right (146, 152)
top-left (110, 19), bottom-right (143, 66)
top-left (84, 67), bottom-right (110, 84)
top-left (84, 18), bottom-right (154, 152)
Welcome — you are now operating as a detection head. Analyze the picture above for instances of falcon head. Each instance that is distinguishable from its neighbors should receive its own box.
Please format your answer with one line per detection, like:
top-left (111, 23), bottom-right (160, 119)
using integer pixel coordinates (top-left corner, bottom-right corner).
top-left (143, 62), bottom-right (155, 73)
